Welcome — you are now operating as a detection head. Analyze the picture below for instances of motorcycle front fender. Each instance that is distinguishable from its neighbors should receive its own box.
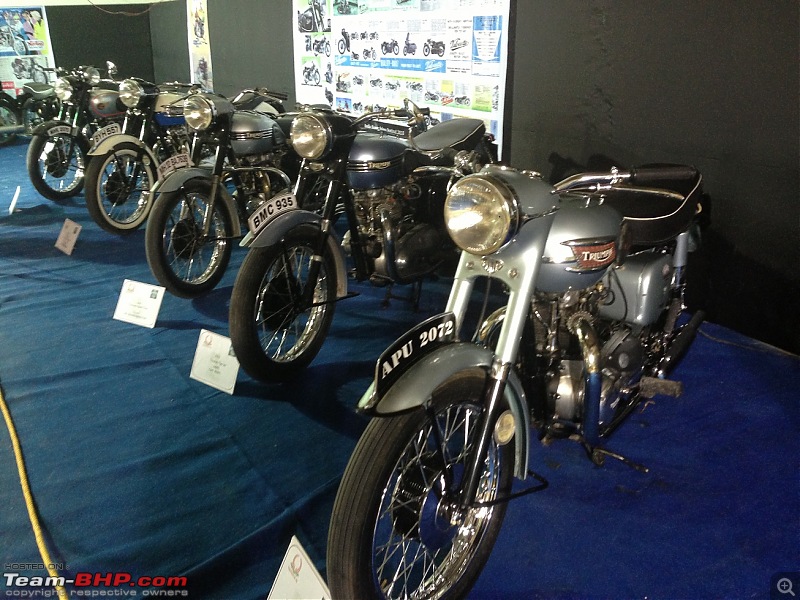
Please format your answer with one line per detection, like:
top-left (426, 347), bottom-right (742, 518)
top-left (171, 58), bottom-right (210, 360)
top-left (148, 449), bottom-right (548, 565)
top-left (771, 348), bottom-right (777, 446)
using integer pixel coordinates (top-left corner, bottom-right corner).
top-left (155, 169), bottom-right (241, 238)
top-left (359, 342), bottom-right (530, 480)
top-left (31, 119), bottom-right (80, 139)
top-left (88, 133), bottom-right (157, 163)
top-left (246, 209), bottom-right (349, 300)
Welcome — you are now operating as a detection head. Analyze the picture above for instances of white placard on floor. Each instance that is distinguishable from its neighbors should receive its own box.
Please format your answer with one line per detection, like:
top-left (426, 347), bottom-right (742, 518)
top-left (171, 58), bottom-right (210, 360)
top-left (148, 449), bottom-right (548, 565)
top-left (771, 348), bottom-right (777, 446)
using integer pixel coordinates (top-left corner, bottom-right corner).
top-left (267, 536), bottom-right (331, 600)
top-left (189, 329), bottom-right (239, 395)
top-left (112, 279), bottom-right (165, 329)
top-left (55, 218), bottom-right (82, 255)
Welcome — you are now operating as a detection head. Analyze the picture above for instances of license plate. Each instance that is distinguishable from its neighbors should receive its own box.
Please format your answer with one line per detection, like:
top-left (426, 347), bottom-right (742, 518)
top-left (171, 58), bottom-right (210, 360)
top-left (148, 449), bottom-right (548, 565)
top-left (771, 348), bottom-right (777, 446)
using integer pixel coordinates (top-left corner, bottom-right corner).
top-left (157, 152), bottom-right (191, 180)
top-left (90, 122), bottom-right (121, 145)
top-left (247, 192), bottom-right (299, 236)
top-left (375, 312), bottom-right (457, 397)
top-left (47, 124), bottom-right (71, 137)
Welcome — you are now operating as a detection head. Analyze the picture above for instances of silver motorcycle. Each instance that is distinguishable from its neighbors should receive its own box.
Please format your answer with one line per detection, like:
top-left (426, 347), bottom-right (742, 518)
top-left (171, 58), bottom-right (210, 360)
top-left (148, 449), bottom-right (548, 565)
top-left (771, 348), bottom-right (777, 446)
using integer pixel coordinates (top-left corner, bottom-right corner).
top-left (327, 162), bottom-right (706, 599)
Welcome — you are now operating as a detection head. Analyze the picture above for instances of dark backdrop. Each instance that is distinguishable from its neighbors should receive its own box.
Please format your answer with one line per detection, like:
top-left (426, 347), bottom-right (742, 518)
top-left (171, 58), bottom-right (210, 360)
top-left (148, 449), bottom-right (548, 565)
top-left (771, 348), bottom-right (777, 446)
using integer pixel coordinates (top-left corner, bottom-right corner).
top-left (44, 0), bottom-right (800, 353)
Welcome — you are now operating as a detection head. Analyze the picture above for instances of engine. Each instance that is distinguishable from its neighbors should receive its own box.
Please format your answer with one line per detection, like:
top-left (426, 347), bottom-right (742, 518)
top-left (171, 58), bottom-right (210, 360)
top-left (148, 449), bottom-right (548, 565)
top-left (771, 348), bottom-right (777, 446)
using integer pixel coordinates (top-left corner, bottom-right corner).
top-left (344, 178), bottom-right (450, 285)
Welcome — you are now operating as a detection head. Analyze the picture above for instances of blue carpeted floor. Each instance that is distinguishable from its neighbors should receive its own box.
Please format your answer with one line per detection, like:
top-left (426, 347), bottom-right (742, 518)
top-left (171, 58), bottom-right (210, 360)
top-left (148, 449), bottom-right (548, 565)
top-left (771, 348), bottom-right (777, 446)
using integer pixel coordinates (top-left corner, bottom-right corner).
top-left (0, 137), bottom-right (798, 599)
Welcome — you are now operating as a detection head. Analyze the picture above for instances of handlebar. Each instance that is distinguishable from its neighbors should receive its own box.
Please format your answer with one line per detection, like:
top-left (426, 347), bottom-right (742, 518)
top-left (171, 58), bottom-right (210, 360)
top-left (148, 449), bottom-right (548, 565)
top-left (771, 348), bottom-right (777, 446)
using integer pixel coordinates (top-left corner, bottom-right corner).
top-left (554, 164), bottom-right (698, 193)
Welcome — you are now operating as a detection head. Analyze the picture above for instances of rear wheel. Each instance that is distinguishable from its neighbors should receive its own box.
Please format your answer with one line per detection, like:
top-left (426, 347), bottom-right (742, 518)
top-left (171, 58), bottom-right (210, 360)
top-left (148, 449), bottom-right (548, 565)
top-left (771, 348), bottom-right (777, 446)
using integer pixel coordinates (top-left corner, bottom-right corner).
top-left (144, 178), bottom-right (235, 298)
top-left (26, 129), bottom-right (87, 200)
top-left (84, 142), bottom-right (157, 234)
top-left (0, 95), bottom-right (20, 146)
top-left (229, 224), bottom-right (337, 381)
top-left (327, 370), bottom-right (514, 600)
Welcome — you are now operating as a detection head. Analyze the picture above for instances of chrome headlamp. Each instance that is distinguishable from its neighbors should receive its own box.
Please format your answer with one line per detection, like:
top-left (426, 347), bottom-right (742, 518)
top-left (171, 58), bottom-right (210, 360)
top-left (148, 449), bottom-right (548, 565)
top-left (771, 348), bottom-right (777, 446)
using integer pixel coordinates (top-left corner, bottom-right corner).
top-left (290, 114), bottom-right (331, 160)
top-left (83, 66), bottom-right (100, 85)
top-left (444, 174), bottom-right (519, 255)
top-left (119, 79), bottom-right (144, 109)
top-left (183, 95), bottom-right (215, 130)
top-left (54, 77), bottom-right (73, 101)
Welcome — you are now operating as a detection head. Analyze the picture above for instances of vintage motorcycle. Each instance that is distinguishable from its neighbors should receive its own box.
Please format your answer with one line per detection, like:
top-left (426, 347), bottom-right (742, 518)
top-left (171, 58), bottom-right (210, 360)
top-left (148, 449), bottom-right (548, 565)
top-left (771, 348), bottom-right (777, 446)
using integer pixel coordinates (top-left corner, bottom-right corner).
top-left (297, 0), bottom-right (329, 33)
top-left (0, 23), bottom-right (28, 55)
top-left (381, 38), bottom-right (399, 55)
top-left (82, 78), bottom-right (199, 234)
top-left (403, 33), bottom-right (417, 56)
top-left (337, 28), bottom-right (351, 55)
top-left (302, 62), bottom-right (321, 86)
top-left (423, 38), bottom-right (445, 57)
top-left (227, 100), bottom-right (497, 382)
top-left (144, 88), bottom-right (296, 298)
top-left (306, 34), bottom-right (331, 57)
top-left (327, 162), bottom-right (707, 599)
top-left (26, 61), bottom-right (124, 201)
top-left (0, 77), bottom-right (59, 147)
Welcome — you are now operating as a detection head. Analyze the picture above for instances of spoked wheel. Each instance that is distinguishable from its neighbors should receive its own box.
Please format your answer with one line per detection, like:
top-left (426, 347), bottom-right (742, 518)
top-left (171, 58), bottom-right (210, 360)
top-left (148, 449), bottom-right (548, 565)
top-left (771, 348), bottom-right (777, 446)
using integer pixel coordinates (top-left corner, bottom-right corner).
top-left (26, 131), bottom-right (87, 200)
top-left (229, 224), bottom-right (337, 381)
top-left (0, 95), bottom-right (20, 146)
top-left (84, 142), bottom-right (157, 234)
top-left (144, 178), bottom-right (234, 298)
top-left (327, 370), bottom-right (514, 600)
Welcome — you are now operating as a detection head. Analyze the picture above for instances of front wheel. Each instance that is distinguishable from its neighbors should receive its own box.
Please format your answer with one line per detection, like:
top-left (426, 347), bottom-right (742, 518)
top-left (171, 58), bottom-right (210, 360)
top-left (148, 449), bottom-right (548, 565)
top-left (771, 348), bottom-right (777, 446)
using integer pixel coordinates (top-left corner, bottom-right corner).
top-left (423, 43), bottom-right (431, 56)
top-left (26, 130), bottom-right (88, 200)
top-left (0, 95), bottom-right (20, 147)
top-left (327, 370), bottom-right (514, 600)
top-left (144, 178), bottom-right (235, 298)
top-left (84, 142), bottom-right (157, 234)
top-left (229, 224), bottom-right (337, 381)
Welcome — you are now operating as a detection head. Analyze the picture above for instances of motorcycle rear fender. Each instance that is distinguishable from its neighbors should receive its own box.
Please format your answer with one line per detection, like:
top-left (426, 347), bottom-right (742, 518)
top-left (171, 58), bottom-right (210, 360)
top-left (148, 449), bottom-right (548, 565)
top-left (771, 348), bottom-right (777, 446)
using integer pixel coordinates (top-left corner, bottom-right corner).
top-left (88, 133), bottom-right (157, 163)
top-left (156, 169), bottom-right (241, 238)
top-left (247, 209), bottom-right (349, 300)
top-left (359, 342), bottom-right (530, 480)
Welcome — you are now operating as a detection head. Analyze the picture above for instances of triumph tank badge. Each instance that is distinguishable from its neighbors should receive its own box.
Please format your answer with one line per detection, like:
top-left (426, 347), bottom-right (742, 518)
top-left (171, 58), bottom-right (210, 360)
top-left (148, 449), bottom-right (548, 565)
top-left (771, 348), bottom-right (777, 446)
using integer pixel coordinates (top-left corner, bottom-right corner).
top-left (564, 239), bottom-right (617, 271)
top-left (367, 160), bottom-right (391, 170)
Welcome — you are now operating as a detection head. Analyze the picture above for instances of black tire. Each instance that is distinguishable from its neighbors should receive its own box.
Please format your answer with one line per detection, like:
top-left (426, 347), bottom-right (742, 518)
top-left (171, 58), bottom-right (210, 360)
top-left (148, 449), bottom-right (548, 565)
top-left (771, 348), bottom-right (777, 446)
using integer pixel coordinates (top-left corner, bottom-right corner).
top-left (84, 142), bottom-right (157, 234)
top-left (393, 42), bottom-right (399, 55)
top-left (338, 38), bottom-right (346, 54)
top-left (0, 95), bottom-right (20, 147)
top-left (144, 178), bottom-right (235, 298)
top-left (26, 129), bottom-right (87, 200)
top-left (327, 370), bottom-right (514, 600)
top-left (423, 43), bottom-right (430, 56)
top-left (229, 224), bottom-right (337, 381)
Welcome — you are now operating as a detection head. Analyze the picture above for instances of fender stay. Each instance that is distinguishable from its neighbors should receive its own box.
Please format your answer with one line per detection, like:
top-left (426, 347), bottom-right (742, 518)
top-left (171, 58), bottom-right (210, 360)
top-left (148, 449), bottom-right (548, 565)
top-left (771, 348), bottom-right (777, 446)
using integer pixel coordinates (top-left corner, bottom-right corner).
top-left (359, 342), bottom-right (530, 479)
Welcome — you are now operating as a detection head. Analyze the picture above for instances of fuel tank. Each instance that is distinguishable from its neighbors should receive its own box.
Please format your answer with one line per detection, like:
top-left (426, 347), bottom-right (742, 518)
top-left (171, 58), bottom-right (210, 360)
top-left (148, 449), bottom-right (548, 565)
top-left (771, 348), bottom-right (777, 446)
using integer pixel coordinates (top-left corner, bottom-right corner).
top-left (347, 132), bottom-right (409, 190)
top-left (537, 193), bottom-right (623, 293)
top-left (230, 109), bottom-right (286, 156)
top-left (89, 88), bottom-right (125, 120)
top-left (154, 86), bottom-right (192, 127)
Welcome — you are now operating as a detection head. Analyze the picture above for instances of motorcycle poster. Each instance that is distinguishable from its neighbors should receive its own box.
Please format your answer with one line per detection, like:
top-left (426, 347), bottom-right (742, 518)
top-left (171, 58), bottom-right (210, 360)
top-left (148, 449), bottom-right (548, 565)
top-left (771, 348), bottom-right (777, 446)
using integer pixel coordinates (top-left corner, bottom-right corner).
top-left (0, 6), bottom-right (55, 97)
top-left (187, 0), bottom-right (213, 90)
top-left (292, 0), bottom-right (511, 157)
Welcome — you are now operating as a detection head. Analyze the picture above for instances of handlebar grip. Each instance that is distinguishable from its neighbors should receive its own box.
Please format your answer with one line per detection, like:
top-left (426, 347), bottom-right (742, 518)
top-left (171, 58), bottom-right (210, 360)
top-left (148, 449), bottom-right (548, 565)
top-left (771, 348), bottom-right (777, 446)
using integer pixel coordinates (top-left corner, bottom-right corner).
top-left (630, 164), bottom-right (698, 185)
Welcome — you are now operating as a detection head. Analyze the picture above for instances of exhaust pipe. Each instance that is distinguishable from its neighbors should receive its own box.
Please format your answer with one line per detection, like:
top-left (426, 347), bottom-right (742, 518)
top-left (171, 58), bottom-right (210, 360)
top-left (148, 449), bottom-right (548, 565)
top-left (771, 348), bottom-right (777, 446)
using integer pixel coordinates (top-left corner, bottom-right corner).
top-left (567, 313), bottom-right (602, 446)
top-left (0, 124), bottom-right (25, 135)
top-left (656, 310), bottom-right (706, 378)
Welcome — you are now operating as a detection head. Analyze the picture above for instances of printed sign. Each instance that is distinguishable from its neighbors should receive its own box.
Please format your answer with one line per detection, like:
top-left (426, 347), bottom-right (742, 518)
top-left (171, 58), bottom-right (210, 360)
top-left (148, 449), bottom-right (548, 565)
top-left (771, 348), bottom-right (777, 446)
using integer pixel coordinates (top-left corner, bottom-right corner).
top-left (54, 218), bottom-right (81, 255)
top-left (267, 536), bottom-right (331, 600)
top-left (189, 329), bottom-right (239, 395)
top-left (113, 279), bottom-right (165, 329)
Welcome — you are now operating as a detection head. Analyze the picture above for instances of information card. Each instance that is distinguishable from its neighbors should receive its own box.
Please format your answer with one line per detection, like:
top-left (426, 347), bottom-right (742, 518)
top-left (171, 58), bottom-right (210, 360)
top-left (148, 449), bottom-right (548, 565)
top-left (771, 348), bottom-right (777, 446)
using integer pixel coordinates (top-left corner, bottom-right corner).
top-left (55, 218), bottom-right (82, 255)
top-left (268, 536), bottom-right (331, 600)
top-left (189, 329), bottom-right (240, 395)
top-left (113, 279), bottom-right (165, 329)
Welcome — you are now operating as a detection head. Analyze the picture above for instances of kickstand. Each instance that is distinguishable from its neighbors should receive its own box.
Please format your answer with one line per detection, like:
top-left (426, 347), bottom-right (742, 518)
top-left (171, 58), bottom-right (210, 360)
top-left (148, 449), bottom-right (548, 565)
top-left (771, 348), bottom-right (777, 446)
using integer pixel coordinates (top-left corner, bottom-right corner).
top-left (381, 279), bottom-right (422, 310)
top-left (583, 443), bottom-right (650, 473)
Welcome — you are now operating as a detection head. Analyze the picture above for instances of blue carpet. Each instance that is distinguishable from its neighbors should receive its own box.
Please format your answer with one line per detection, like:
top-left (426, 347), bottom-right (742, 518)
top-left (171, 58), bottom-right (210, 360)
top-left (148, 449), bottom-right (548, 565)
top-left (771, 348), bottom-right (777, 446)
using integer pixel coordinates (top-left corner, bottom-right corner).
top-left (0, 138), bottom-right (798, 599)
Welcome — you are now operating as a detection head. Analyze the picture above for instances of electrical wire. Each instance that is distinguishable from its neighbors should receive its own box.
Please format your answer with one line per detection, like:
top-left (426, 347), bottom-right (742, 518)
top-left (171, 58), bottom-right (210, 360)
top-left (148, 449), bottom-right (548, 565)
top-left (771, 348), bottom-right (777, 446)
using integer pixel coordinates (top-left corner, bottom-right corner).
top-left (0, 384), bottom-right (67, 599)
top-left (86, 0), bottom-right (165, 17)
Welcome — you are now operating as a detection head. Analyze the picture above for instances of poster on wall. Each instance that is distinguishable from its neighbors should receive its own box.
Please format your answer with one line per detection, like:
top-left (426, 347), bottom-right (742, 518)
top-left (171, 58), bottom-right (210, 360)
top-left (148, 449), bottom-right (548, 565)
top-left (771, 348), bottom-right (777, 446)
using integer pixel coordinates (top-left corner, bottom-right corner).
top-left (0, 6), bottom-right (56, 98)
top-left (187, 0), bottom-right (213, 90)
top-left (292, 0), bottom-right (510, 156)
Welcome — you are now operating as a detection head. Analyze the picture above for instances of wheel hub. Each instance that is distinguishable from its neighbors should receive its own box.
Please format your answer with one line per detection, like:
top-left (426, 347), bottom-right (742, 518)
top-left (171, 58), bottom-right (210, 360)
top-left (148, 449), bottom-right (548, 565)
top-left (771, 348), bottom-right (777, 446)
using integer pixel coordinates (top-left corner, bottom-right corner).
top-left (170, 219), bottom-right (203, 260)
top-left (104, 170), bottom-right (130, 206)
top-left (45, 144), bottom-right (69, 177)
top-left (392, 459), bottom-right (458, 551)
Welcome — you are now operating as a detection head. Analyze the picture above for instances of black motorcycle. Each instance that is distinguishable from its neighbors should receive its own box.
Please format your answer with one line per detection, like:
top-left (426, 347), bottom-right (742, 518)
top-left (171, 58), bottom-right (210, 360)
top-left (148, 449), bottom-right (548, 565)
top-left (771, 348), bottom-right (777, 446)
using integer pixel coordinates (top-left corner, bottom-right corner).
top-left (26, 61), bottom-right (124, 201)
top-left (0, 77), bottom-right (59, 147)
top-left (297, 0), bottom-right (329, 33)
top-left (403, 33), bottom-right (417, 56)
top-left (83, 78), bottom-right (199, 234)
top-left (306, 35), bottom-right (331, 57)
top-left (302, 62), bottom-right (321, 86)
top-left (227, 100), bottom-right (497, 381)
top-left (144, 88), bottom-right (297, 298)
top-left (337, 28), bottom-right (351, 55)
top-left (423, 38), bottom-right (445, 57)
top-left (381, 38), bottom-right (399, 55)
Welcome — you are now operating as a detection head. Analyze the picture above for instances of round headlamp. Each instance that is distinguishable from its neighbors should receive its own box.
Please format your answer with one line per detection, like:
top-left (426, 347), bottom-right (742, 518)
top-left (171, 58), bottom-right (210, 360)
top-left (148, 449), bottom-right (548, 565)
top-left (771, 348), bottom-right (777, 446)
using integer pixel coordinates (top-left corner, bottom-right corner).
top-left (290, 114), bottom-right (330, 160)
top-left (83, 66), bottom-right (100, 85)
top-left (183, 95), bottom-right (215, 130)
top-left (119, 79), bottom-right (144, 108)
top-left (444, 175), bottom-right (518, 255)
top-left (54, 77), bottom-right (73, 101)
